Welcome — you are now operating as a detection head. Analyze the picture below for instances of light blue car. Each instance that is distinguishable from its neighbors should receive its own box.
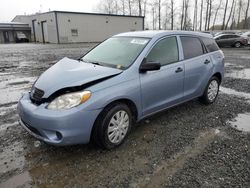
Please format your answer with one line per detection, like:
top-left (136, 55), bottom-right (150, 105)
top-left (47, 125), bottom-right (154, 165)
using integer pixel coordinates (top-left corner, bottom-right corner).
top-left (18, 31), bottom-right (224, 149)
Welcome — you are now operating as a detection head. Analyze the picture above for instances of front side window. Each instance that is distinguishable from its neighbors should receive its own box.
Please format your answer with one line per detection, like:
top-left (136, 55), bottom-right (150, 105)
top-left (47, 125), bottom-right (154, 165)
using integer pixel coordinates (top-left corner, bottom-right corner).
top-left (82, 37), bottom-right (149, 69)
top-left (180, 36), bottom-right (204, 59)
top-left (147, 37), bottom-right (179, 66)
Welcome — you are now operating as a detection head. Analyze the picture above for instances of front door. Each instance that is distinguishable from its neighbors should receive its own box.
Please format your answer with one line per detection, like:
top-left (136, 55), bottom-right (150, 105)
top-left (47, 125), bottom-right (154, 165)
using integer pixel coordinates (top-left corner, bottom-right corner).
top-left (140, 36), bottom-right (184, 116)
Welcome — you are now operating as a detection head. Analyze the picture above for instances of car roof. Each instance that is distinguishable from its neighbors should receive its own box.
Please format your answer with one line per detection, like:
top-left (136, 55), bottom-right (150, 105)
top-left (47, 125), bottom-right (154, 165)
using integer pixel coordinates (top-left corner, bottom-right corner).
top-left (214, 33), bottom-right (240, 38)
top-left (115, 30), bottom-right (213, 39)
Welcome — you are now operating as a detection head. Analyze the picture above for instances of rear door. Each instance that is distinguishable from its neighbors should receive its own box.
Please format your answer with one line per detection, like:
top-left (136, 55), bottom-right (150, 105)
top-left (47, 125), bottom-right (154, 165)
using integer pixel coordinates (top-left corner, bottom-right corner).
top-left (180, 36), bottom-right (214, 99)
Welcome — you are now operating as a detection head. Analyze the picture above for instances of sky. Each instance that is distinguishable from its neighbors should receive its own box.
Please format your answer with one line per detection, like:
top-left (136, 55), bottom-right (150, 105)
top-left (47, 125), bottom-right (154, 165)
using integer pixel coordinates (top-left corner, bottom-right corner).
top-left (0, 0), bottom-right (100, 22)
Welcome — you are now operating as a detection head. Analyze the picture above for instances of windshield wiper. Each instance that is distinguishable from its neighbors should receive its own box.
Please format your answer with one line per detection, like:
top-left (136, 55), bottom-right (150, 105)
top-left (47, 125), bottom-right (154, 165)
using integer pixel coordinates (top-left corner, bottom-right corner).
top-left (80, 59), bottom-right (103, 66)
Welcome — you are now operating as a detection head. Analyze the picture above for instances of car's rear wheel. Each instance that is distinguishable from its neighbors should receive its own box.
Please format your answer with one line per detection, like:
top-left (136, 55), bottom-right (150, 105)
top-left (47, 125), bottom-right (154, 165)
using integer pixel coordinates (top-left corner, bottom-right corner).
top-left (234, 42), bottom-right (241, 48)
top-left (92, 103), bottom-right (132, 149)
top-left (199, 76), bottom-right (220, 105)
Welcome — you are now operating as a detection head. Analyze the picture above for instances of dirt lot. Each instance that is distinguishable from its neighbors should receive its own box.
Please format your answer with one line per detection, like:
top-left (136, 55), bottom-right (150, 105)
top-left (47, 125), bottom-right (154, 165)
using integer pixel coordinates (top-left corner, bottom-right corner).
top-left (0, 43), bottom-right (250, 188)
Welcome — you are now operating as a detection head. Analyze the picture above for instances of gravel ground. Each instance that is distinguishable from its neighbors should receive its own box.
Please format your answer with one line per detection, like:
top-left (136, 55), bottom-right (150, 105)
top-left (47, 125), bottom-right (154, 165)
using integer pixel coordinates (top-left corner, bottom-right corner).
top-left (0, 43), bottom-right (249, 188)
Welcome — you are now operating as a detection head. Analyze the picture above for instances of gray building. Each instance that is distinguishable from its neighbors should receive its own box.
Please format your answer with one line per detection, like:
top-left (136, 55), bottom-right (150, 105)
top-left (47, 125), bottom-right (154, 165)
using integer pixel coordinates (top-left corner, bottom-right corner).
top-left (12, 11), bottom-right (144, 44)
top-left (0, 22), bottom-right (31, 43)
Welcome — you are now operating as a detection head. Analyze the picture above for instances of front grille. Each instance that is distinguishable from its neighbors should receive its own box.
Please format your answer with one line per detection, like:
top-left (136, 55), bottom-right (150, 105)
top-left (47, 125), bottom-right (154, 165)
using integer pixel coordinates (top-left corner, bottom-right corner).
top-left (30, 87), bottom-right (44, 104)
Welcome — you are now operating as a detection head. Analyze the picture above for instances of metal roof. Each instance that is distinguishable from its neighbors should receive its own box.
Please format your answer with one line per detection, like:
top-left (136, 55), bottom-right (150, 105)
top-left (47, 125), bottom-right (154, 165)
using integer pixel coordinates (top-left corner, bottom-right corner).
top-left (12, 10), bottom-right (144, 21)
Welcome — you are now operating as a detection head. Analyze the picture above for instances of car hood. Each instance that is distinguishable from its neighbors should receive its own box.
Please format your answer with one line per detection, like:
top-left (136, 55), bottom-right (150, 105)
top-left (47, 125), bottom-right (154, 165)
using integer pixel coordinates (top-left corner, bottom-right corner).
top-left (35, 57), bottom-right (122, 98)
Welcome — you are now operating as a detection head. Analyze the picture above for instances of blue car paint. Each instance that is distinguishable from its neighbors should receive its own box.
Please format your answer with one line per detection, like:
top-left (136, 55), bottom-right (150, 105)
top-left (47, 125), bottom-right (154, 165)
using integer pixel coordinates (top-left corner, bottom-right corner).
top-left (18, 31), bottom-right (224, 146)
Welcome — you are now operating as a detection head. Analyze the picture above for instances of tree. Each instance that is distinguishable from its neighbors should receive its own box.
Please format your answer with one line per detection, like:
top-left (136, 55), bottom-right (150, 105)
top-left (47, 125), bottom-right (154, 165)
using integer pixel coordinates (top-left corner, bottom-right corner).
top-left (244, 0), bottom-right (250, 29)
top-left (204, 0), bottom-right (209, 30)
top-left (230, 0), bottom-right (237, 29)
top-left (221, 0), bottom-right (229, 30)
top-left (207, 0), bottom-right (213, 30)
top-left (212, 0), bottom-right (222, 30)
top-left (193, 0), bottom-right (198, 30)
top-left (128, 0), bottom-right (132, 15)
top-left (183, 0), bottom-right (191, 30)
top-left (170, 0), bottom-right (174, 30)
top-left (158, 0), bottom-right (161, 29)
top-left (181, 0), bottom-right (185, 30)
top-left (225, 0), bottom-right (235, 30)
top-left (199, 0), bottom-right (204, 30)
top-left (237, 0), bottom-right (243, 28)
top-left (138, 0), bottom-right (142, 16)
top-left (143, 0), bottom-right (148, 16)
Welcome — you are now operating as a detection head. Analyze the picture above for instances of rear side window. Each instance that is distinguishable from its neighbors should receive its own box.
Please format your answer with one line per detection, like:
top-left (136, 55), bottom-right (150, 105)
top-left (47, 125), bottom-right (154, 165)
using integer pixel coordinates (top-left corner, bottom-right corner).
top-left (201, 37), bottom-right (220, 52)
top-left (180, 36), bottom-right (204, 59)
top-left (147, 37), bottom-right (179, 66)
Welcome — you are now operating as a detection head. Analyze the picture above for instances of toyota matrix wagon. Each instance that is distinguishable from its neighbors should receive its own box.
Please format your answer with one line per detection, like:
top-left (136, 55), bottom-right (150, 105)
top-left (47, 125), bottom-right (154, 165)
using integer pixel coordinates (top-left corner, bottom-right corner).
top-left (18, 31), bottom-right (224, 149)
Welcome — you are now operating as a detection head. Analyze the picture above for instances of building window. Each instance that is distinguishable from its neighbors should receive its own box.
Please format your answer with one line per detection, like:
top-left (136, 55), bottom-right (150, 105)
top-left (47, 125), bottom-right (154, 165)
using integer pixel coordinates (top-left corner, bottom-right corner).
top-left (71, 29), bottom-right (78, 36)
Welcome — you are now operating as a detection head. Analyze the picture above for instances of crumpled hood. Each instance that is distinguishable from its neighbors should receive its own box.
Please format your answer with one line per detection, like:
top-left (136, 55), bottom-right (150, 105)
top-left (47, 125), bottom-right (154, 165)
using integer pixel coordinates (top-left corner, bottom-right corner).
top-left (35, 57), bottom-right (122, 98)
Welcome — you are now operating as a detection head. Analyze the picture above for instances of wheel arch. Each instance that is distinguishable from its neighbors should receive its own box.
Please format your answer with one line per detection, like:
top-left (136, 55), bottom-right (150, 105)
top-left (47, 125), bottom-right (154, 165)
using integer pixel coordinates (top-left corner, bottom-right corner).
top-left (212, 72), bottom-right (222, 84)
top-left (90, 98), bottom-right (139, 142)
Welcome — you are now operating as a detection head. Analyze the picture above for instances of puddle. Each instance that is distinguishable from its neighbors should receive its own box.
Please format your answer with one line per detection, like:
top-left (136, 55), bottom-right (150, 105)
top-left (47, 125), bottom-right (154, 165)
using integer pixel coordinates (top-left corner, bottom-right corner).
top-left (229, 113), bottom-right (250, 132)
top-left (0, 171), bottom-right (32, 188)
top-left (225, 68), bottom-right (250, 80)
top-left (220, 87), bottom-right (250, 102)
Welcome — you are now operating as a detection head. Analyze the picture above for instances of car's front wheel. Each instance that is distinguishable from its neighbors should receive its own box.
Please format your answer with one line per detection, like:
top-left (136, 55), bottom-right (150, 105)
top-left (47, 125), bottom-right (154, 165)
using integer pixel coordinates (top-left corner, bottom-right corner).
top-left (199, 76), bottom-right (220, 105)
top-left (92, 103), bottom-right (132, 149)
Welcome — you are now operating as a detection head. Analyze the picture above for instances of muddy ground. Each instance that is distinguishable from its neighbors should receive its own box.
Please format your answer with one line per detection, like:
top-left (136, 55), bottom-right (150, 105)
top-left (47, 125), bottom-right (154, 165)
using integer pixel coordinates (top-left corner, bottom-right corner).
top-left (0, 43), bottom-right (250, 188)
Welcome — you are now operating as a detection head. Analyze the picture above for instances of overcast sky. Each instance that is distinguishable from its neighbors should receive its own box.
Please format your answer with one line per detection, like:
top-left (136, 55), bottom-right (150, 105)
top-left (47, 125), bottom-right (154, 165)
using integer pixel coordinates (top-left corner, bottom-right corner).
top-left (0, 0), bottom-right (100, 22)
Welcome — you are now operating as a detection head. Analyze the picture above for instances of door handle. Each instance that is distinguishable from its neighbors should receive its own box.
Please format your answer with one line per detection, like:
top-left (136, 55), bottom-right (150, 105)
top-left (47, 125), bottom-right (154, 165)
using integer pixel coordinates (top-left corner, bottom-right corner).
top-left (175, 67), bottom-right (183, 73)
top-left (204, 59), bottom-right (210, 64)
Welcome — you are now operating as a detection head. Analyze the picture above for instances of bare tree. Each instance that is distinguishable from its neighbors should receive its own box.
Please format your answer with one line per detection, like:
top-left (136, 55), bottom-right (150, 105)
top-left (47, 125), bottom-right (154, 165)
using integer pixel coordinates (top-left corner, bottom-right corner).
top-left (237, 0), bottom-right (243, 28)
top-left (152, 4), bottom-right (156, 29)
top-left (193, 0), bottom-right (198, 30)
top-left (207, 0), bottom-right (213, 30)
top-left (181, 0), bottom-right (185, 30)
top-left (97, 0), bottom-right (118, 14)
top-left (212, 0), bottom-right (222, 30)
top-left (230, 0), bottom-right (237, 29)
top-left (204, 0), bottom-right (209, 30)
top-left (183, 0), bottom-right (190, 30)
top-left (225, 0), bottom-right (235, 30)
top-left (143, 0), bottom-right (148, 16)
top-left (170, 0), bottom-right (174, 30)
top-left (138, 0), bottom-right (142, 16)
top-left (128, 0), bottom-right (132, 15)
top-left (221, 0), bottom-right (229, 30)
top-left (199, 0), bottom-right (204, 30)
top-left (244, 0), bottom-right (250, 29)
top-left (158, 0), bottom-right (161, 29)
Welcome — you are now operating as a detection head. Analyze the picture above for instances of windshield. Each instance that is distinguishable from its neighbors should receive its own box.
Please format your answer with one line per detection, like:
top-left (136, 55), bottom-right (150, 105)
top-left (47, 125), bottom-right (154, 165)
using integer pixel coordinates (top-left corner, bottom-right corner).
top-left (81, 37), bottom-right (150, 69)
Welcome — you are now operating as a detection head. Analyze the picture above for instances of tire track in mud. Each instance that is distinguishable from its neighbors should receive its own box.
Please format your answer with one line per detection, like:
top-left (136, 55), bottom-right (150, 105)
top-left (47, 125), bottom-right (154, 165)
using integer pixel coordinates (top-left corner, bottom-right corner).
top-left (132, 128), bottom-right (225, 188)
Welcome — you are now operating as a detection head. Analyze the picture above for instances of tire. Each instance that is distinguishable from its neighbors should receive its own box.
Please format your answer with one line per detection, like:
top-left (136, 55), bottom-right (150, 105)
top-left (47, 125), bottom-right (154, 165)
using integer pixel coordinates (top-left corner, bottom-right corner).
top-left (91, 102), bottom-right (132, 149)
top-left (234, 42), bottom-right (241, 48)
top-left (199, 76), bottom-right (220, 105)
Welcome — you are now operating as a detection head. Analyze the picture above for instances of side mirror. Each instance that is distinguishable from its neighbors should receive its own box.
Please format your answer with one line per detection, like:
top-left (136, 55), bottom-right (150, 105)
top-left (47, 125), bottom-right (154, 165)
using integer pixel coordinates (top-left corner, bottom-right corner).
top-left (139, 58), bottom-right (161, 73)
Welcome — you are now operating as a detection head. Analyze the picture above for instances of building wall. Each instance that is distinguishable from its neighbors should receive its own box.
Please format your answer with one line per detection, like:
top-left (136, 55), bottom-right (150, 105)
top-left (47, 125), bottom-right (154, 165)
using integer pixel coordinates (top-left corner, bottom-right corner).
top-left (57, 13), bottom-right (143, 43)
top-left (13, 13), bottom-right (58, 43)
top-left (13, 11), bottom-right (144, 43)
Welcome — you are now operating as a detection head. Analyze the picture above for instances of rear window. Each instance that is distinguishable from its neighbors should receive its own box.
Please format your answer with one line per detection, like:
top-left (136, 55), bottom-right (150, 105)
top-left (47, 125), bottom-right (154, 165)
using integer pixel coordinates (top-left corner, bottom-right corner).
top-left (201, 37), bottom-right (220, 52)
top-left (180, 36), bottom-right (204, 59)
